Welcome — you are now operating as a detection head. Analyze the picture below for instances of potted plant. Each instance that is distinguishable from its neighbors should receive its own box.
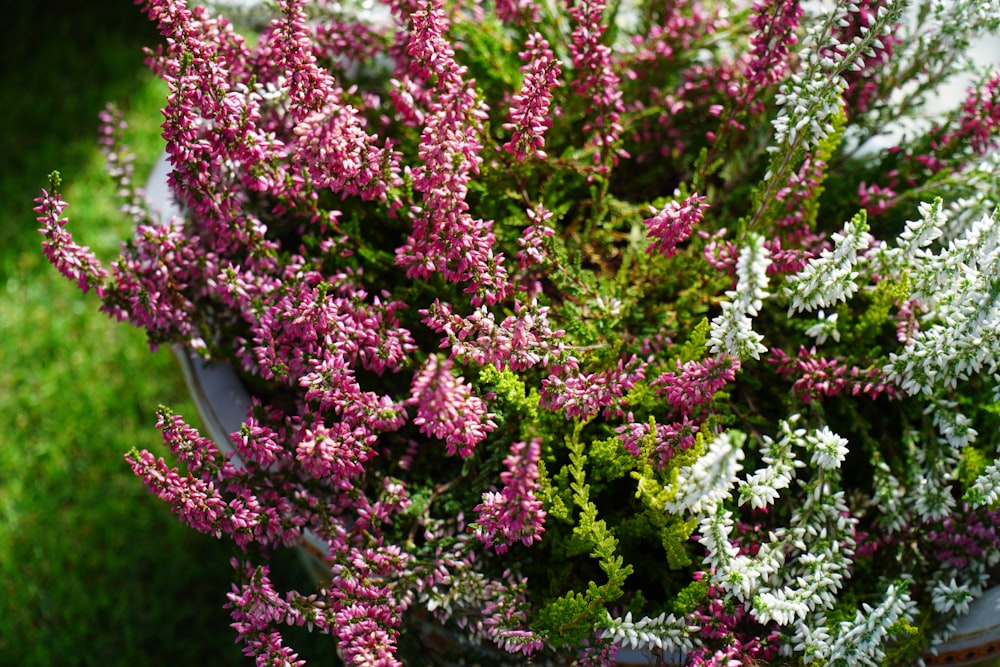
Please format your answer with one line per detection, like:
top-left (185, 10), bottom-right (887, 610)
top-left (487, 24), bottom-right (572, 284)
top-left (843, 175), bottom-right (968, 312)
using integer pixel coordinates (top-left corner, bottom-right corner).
top-left (36, 0), bottom-right (1000, 664)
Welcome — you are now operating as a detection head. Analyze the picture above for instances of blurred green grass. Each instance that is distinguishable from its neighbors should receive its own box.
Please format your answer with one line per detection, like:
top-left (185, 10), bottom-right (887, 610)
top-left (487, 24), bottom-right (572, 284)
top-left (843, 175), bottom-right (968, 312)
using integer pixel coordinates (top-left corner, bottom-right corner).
top-left (0, 3), bottom-right (249, 665)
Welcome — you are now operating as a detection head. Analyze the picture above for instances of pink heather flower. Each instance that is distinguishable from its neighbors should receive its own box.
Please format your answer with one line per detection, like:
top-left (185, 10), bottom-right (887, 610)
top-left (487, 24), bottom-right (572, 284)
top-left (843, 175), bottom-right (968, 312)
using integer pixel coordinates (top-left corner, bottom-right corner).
top-left (566, 0), bottom-right (627, 167)
top-left (770, 154), bottom-right (832, 252)
top-left (235, 409), bottom-right (287, 469)
top-left (503, 32), bottom-right (561, 162)
top-left (156, 407), bottom-right (236, 479)
top-left (102, 221), bottom-right (204, 349)
top-left (700, 228), bottom-right (739, 273)
top-left (895, 298), bottom-right (920, 344)
top-left (682, 575), bottom-right (781, 666)
top-left (764, 237), bottom-right (814, 275)
top-left (477, 575), bottom-right (546, 655)
top-left (295, 419), bottom-right (375, 485)
top-left (422, 299), bottom-right (571, 372)
top-left (644, 193), bottom-right (709, 258)
top-left (741, 0), bottom-right (802, 105)
top-left (408, 355), bottom-right (497, 457)
top-left (127, 448), bottom-right (230, 538)
top-left (140, 0), bottom-right (277, 222)
top-left (36, 188), bottom-right (109, 297)
top-left (275, 0), bottom-right (398, 201)
top-left (652, 355), bottom-right (739, 415)
top-left (227, 562), bottom-right (309, 667)
top-left (937, 70), bottom-right (1000, 158)
top-left (274, 0), bottom-right (334, 117)
top-left (958, 70), bottom-right (1000, 155)
top-left (393, 0), bottom-right (511, 306)
top-left (516, 204), bottom-right (556, 269)
top-left (247, 272), bottom-right (414, 384)
top-left (327, 546), bottom-right (409, 667)
top-left (769, 346), bottom-right (900, 402)
top-left (858, 181), bottom-right (898, 216)
top-left (655, 418), bottom-right (700, 467)
top-left (493, 0), bottom-right (541, 23)
top-left (540, 356), bottom-right (647, 420)
top-left (616, 416), bottom-right (699, 467)
top-left (474, 439), bottom-right (547, 553)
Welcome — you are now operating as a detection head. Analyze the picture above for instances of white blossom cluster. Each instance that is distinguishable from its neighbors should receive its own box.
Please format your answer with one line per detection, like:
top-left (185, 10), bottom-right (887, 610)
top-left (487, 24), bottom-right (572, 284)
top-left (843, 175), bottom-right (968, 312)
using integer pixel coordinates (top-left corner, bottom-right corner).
top-left (664, 431), bottom-right (746, 515)
top-left (966, 461), bottom-right (1000, 507)
top-left (708, 233), bottom-right (770, 360)
top-left (882, 207), bottom-right (1000, 395)
top-left (600, 611), bottom-right (698, 654)
top-left (687, 420), bottom-right (857, 633)
top-left (812, 583), bottom-right (916, 667)
top-left (784, 211), bottom-right (872, 315)
top-left (803, 310), bottom-right (841, 345)
top-left (738, 416), bottom-right (806, 510)
top-left (769, 0), bottom-right (906, 159)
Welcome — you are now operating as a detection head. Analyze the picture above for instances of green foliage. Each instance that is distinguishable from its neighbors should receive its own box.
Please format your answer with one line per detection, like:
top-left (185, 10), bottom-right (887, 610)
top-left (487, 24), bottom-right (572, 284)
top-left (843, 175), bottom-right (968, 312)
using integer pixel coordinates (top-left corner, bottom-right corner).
top-left (670, 578), bottom-right (710, 616)
top-left (677, 317), bottom-right (712, 364)
top-left (535, 423), bottom-right (634, 645)
top-left (849, 272), bottom-right (910, 348)
top-left (958, 445), bottom-right (991, 493)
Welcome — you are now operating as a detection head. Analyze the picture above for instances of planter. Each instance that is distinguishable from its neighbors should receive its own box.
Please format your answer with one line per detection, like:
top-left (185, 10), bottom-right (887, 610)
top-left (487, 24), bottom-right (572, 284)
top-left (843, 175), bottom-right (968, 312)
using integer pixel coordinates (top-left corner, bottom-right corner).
top-left (922, 586), bottom-right (1000, 667)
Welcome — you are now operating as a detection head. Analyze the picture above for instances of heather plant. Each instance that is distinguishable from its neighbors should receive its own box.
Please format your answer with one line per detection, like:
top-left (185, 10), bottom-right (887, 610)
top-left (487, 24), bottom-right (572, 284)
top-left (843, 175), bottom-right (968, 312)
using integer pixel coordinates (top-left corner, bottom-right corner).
top-left (36, 0), bottom-right (1000, 664)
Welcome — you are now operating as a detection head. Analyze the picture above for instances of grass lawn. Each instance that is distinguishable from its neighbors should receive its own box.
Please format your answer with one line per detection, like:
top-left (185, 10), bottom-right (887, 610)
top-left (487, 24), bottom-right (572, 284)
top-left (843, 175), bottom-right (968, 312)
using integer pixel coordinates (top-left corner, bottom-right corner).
top-left (0, 3), bottom-right (281, 665)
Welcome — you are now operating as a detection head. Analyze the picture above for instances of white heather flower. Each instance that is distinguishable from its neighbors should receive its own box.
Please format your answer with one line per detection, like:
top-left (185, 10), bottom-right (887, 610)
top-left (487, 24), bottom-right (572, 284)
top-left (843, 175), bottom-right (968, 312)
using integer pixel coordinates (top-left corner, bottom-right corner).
top-left (931, 400), bottom-right (978, 449)
top-left (601, 611), bottom-right (697, 653)
top-left (784, 211), bottom-right (871, 315)
top-left (768, 0), bottom-right (904, 159)
top-left (871, 458), bottom-right (907, 532)
top-left (699, 504), bottom-right (786, 602)
top-left (804, 427), bottom-right (849, 470)
top-left (708, 233), bottom-right (770, 361)
top-left (884, 209), bottom-right (1000, 395)
top-left (896, 199), bottom-right (946, 263)
top-left (804, 310), bottom-right (841, 345)
top-left (753, 588), bottom-right (812, 625)
top-left (966, 460), bottom-right (1000, 508)
top-left (931, 578), bottom-right (975, 615)
top-left (738, 418), bottom-right (806, 510)
top-left (792, 613), bottom-right (835, 663)
top-left (665, 431), bottom-right (745, 515)
top-left (826, 584), bottom-right (916, 667)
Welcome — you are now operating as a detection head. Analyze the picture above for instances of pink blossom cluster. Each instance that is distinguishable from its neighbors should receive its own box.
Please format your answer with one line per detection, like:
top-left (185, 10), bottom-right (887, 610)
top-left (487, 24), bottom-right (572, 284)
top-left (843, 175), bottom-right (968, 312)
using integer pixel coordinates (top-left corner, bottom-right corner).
top-left (566, 0), bottom-right (627, 167)
top-left (516, 204), bottom-right (557, 270)
top-left (644, 194), bottom-right (709, 258)
top-left (857, 507), bottom-right (1000, 583)
top-left (408, 355), bottom-right (497, 457)
top-left (37, 188), bottom-right (109, 296)
top-left (540, 356), bottom-right (647, 420)
top-left (684, 572), bottom-right (781, 666)
top-left (652, 356), bottom-right (739, 416)
top-left (862, 70), bottom-right (1000, 213)
top-left (422, 298), bottom-right (571, 372)
top-left (616, 415), bottom-right (700, 467)
top-left (741, 0), bottom-right (803, 107)
top-left (769, 346), bottom-right (900, 403)
top-left (392, 0), bottom-right (510, 307)
top-left (474, 439), bottom-right (547, 553)
top-left (503, 33), bottom-right (561, 162)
